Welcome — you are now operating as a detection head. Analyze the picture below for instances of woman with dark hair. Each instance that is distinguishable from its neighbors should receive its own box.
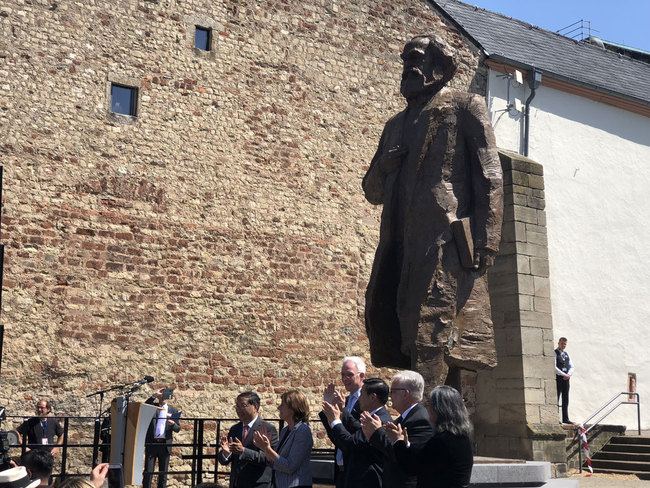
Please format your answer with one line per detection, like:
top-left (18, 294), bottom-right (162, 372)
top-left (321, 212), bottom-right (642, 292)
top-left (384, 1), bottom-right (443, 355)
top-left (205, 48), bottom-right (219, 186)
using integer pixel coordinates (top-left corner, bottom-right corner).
top-left (253, 390), bottom-right (313, 488)
top-left (386, 385), bottom-right (473, 488)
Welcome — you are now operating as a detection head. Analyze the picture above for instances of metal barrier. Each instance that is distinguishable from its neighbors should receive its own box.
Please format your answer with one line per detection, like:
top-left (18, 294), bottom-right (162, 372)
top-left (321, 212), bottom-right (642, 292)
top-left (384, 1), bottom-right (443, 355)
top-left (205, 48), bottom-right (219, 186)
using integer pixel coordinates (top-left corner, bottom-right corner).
top-left (3, 415), bottom-right (334, 485)
top-left (577, 391), bottom-right (641, 473)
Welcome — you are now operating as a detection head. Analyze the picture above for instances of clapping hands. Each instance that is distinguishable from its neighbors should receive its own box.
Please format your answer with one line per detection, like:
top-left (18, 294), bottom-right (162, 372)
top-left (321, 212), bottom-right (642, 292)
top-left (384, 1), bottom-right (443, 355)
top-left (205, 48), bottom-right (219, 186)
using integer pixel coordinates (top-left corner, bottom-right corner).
top-left (384, 422), bottom-right (408, 444)
top-left (253, 424), bottom-right (271, 451)
top-left (321, 401), bottom-right (342, 424)
top-left (219, 433), bottom-right (245, 456)
top-left (360, 411), bottom-right (383, 440)
top-left (323, 383), bottom-right (345, 409)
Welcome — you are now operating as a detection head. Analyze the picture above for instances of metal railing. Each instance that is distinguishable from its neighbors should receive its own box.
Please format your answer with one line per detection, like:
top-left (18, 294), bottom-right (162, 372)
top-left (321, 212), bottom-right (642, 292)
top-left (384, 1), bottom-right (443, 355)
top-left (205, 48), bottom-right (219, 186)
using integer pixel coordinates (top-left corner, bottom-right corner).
top-left (3, 415), bottom-right (334, 486)
top-left (577, 391), bottom-right (641, 473)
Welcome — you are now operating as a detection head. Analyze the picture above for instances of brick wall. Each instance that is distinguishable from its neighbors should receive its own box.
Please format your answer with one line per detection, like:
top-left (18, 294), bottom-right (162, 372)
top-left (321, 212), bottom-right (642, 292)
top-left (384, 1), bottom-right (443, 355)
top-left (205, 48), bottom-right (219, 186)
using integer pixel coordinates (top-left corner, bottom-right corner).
top-left (0, 0), bottom-right (483, 427)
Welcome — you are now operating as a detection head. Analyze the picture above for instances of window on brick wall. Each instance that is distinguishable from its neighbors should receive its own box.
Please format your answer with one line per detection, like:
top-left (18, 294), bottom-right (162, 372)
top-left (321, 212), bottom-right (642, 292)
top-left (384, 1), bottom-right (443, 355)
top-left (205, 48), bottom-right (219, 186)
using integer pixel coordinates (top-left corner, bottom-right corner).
top-left (110, 84), bottom-right (138, 116)
top-left (194, 26), bottom-right (211, 51)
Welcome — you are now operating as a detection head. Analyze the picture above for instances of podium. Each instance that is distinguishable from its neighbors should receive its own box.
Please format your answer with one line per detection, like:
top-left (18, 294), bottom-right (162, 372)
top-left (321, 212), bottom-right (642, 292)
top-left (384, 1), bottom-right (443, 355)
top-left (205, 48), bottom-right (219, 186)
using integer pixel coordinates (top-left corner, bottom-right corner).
top-left (110, 397), bottom-right (157, 486)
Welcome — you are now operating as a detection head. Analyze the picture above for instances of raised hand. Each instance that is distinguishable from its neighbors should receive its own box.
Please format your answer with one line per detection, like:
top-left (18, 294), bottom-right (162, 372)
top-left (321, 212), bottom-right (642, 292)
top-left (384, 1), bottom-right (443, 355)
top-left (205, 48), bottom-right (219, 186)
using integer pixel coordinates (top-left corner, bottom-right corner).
top-left (253, 430), bottom-right (270, 451)
top-left (230, 437), bottom-right (244, 455)
top-left (360, 411), bottom-right (383, 440)
top-left (219, 434), bottom-right (231, 456)
top-left (332, 389), bottom-right (345, 410)
top-left (323, 383), bottom-right (337, 404)
top-left (322, 401), bottom-right (341, 424)
top-left (90, 463), bottom-right (110, 488)
top-left (384, 422), bottom-right (405, 443)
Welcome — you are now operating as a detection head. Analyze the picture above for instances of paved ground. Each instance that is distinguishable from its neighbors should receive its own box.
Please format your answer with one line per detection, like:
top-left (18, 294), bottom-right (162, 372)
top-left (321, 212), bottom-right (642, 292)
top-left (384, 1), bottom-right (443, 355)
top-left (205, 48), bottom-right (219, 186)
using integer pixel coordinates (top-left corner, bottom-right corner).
top-left (316, 473), bottom-right (650, 488)
top-left (317, 473), bottom-right (650, 488)
top-left (568, 473), bottom-right (650, 487)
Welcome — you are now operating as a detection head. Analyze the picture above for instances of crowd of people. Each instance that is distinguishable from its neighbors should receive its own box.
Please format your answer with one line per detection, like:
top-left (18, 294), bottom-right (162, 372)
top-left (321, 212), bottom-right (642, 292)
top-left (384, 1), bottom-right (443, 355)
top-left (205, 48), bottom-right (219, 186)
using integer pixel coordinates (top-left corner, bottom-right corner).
top-left (217, 356), bottom-right (474, 488)
top-left (0, 452), bottom-right (111, 488)
top-left (2, 356), bottom-right (475, 488)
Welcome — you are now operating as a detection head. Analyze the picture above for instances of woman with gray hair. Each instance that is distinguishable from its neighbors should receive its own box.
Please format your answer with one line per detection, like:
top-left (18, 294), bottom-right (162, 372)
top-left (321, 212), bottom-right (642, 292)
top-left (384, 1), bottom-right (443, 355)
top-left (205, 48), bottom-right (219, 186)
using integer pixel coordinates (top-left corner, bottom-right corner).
top-left (386, 385), bottom-right (473, 488)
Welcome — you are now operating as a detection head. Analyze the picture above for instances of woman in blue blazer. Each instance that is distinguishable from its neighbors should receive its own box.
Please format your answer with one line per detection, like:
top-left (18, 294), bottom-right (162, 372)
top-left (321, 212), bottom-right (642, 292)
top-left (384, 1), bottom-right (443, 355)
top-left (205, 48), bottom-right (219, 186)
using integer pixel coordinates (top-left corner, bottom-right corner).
top-left (254, 389), bottom-right (313, 488)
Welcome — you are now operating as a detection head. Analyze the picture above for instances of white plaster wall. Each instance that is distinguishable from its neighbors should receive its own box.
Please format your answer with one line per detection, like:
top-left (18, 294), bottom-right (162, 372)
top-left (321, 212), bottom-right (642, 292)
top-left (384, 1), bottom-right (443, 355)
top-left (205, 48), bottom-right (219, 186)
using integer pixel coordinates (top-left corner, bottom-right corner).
top-left (487, 69), bottom-right (650, 429)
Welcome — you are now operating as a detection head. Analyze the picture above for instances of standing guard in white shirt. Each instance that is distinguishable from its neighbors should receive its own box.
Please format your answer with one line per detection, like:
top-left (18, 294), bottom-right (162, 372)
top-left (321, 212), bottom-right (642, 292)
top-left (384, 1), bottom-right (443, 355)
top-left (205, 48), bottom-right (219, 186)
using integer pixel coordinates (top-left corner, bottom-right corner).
top-left (555, 337), bottom-right (575, 424)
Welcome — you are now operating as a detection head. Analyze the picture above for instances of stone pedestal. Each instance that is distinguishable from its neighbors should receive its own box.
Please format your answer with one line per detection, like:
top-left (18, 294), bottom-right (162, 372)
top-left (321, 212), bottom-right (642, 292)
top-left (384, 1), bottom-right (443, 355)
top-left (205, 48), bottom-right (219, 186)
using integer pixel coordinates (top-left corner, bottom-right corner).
top-left (474, 150), bottom-right (567, 474)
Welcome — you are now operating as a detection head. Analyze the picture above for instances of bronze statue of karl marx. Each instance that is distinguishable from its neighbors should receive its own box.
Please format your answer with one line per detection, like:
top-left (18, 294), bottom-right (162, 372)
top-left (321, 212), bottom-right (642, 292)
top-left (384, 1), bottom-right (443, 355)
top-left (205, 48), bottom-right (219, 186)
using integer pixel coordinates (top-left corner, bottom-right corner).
top-left (363, 35), bottom-right (503, 385)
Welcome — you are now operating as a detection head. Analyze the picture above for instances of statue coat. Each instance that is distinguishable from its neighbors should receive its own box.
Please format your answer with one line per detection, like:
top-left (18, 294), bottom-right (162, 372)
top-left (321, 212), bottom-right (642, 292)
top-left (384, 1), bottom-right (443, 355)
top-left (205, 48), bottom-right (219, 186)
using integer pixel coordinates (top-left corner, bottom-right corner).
top-left (362, 88), bottom-right (503, 376)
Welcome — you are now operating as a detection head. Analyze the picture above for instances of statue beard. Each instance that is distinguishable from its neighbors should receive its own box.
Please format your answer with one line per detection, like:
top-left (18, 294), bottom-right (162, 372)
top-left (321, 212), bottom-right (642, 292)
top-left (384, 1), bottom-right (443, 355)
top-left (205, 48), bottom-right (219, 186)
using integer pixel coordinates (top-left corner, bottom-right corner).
top-left (400, 67), bottom-right (441, 101)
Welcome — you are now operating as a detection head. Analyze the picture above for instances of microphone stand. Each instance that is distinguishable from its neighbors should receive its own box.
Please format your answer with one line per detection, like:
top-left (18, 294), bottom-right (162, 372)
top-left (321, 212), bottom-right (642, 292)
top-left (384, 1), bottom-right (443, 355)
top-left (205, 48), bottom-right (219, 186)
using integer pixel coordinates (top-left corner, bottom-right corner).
top-left (87, 380), bottom-right (150, 467)
top-left (87, 383), bottom-right (130, 421)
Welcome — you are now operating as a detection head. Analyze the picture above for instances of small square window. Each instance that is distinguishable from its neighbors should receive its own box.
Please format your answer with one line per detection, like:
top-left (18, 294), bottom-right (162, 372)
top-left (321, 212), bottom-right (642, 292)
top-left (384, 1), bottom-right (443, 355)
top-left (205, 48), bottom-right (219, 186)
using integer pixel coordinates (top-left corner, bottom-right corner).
top-left (110, 84), bottom-right (138, 116)
top-left (195, 26), bottom-right (211, 51)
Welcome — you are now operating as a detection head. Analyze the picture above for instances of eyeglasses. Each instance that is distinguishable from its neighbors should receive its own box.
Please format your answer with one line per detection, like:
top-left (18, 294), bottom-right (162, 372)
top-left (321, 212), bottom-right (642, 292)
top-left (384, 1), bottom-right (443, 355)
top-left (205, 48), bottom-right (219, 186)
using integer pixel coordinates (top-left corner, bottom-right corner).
top-left (389, 388), bottom-right (408, 393)
top-left (341, 372), bottom-right (359, 379)
top-left (234, 403), bottom-right (252, 409)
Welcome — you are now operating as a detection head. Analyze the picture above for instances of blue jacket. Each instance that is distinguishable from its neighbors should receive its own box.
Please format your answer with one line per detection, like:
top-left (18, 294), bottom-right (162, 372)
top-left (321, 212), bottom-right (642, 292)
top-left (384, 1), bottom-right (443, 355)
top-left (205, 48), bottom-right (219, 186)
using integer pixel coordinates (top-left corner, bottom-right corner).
top-left (272, 421), bottom-right (313, 488)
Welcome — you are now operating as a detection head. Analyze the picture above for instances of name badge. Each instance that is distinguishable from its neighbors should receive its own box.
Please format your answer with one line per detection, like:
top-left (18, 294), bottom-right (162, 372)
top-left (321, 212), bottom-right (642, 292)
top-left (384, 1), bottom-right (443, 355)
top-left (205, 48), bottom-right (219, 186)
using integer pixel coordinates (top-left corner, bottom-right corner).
top-left (42, 438), bottom-right (49, 445)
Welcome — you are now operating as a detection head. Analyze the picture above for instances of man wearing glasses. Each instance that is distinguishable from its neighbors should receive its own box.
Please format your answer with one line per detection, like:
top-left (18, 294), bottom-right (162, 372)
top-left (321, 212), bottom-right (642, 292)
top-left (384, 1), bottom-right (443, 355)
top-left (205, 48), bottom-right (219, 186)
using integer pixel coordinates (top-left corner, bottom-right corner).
top-left (219, 392), bottom-right (278, 488)
top-left (319, 357), bottom-right (366, 487)
top-left (16, 400), bottom-right (64, 455)
top-left (361, 370), bottom-right (433, 488)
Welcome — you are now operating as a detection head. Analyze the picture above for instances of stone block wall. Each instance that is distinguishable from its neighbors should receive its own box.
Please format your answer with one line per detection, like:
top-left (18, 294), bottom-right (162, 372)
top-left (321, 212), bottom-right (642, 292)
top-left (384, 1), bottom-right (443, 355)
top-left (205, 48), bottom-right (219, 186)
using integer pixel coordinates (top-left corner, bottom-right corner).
top-left (474, 150), bottom-right (566, 473)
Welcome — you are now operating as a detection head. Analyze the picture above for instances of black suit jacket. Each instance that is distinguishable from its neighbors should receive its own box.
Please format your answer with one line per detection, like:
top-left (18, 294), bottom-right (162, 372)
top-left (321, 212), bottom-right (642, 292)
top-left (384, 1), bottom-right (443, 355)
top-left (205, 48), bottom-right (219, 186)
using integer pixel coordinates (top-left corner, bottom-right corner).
top-left (319, 392), bottom-right (362, 463)
top-left (327, 406), bottom-right (392, 488)
top-left (394, 430), bottom-right (473, 488)
top-left (369, 403), bottom-right (433, 488)
top-left (218, 417), bottom-right (278, 488)
top-left (319, 391), bottom-right (362, 488)
top-left (145, 397), bottom-right (181, 454)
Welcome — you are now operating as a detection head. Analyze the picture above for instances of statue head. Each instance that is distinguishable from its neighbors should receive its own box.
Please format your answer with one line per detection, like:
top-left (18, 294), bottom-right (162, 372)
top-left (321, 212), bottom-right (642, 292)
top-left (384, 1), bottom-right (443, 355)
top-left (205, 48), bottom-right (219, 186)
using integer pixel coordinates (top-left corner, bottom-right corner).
top-left (400, 35), bottom-right (457, 101)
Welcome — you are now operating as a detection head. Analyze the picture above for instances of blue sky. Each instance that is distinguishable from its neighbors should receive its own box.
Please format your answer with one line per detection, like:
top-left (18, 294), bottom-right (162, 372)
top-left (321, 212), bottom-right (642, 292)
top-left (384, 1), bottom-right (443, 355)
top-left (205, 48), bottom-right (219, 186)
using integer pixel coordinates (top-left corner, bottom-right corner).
top-left (465, 1), bottom-right (650, 52)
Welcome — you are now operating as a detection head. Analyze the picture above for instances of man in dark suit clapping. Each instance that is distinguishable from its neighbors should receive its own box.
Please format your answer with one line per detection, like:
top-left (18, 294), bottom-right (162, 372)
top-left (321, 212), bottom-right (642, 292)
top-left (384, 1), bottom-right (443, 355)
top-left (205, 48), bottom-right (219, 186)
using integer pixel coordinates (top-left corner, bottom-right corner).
top-left (319, 356), bottom-right (366, 487)
top-left (361, 371), bottom-right (433, 488)
top-left (219, 392), bottom-right (278, 488)
top-left (321, 378), bottom-right (393, 487)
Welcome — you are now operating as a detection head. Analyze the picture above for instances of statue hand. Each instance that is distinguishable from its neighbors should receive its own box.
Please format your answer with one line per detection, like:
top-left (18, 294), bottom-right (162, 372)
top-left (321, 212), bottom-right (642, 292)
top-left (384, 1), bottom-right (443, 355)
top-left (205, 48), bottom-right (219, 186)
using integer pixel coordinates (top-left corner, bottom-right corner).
top-left (473, 248), bottom-right (496, 273)
top-left (379, 146), bottom-right (408, 173)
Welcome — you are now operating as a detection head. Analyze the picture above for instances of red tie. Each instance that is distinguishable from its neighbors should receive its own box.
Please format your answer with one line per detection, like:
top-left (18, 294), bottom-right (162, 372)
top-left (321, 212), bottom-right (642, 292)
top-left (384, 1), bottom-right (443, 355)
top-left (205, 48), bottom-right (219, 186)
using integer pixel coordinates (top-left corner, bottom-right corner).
top-left (243, 425), bottom-right (249, 440)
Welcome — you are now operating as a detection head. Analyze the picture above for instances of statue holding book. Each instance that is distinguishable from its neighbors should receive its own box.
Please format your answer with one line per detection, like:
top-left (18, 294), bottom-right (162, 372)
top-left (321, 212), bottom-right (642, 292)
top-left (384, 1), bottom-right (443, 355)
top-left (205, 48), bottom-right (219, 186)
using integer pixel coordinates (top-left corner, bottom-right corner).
top-left (362, 34), bottom-right (504, 385)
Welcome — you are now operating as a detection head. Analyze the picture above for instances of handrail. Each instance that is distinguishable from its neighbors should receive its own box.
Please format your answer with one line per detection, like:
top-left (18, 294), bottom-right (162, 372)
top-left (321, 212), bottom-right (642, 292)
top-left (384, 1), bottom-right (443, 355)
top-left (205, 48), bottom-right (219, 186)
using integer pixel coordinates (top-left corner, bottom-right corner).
top-left (581, 392), bottom-right (640, 435)
top-left (577, 391), bottom-right (641, 473)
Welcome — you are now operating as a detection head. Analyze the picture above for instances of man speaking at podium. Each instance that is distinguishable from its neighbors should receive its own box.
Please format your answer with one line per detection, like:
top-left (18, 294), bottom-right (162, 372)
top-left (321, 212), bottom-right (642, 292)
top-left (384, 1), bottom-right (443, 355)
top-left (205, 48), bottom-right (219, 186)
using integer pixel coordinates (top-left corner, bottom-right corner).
top-left (143, 388), bottom-right (181, 488)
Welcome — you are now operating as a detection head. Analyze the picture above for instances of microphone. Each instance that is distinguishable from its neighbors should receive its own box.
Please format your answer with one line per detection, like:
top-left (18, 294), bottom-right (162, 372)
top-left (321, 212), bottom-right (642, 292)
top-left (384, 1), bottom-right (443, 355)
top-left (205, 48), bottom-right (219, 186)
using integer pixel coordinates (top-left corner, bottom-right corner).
top-left (134, 376), bottom-right (155, 385)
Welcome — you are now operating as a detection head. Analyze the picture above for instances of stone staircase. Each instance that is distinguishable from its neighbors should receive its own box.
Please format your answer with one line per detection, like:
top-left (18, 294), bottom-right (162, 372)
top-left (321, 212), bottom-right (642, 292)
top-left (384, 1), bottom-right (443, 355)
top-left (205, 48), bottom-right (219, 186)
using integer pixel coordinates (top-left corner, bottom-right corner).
top-left (590, 436), bottom-right (650, 479)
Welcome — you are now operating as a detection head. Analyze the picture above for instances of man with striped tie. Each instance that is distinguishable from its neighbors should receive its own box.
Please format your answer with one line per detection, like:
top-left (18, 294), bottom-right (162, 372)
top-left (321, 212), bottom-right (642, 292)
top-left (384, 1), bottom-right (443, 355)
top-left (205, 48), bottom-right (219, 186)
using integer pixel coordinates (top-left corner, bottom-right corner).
top-left (219, 392), bottom-right (278, 488)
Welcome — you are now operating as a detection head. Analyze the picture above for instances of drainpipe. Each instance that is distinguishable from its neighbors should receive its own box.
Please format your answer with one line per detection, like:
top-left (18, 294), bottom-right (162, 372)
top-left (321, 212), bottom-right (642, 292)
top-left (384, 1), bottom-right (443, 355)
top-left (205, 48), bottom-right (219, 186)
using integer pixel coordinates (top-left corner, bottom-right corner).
top-left (524, 68), bottom-right (542, 157)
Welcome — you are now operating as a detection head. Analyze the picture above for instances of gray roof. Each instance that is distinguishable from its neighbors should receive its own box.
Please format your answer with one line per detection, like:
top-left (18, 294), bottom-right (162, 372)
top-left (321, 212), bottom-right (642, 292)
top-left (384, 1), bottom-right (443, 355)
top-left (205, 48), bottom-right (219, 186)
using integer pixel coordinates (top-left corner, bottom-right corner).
top-left (431, 0), bottom-right (650, 107)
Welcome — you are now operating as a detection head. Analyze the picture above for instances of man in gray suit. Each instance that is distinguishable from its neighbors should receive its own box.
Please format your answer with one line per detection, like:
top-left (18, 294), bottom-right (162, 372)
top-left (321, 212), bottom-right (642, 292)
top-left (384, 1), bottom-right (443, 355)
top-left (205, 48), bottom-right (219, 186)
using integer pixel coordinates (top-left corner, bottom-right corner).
top-left (219, 392), bottom-right (278, 488)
